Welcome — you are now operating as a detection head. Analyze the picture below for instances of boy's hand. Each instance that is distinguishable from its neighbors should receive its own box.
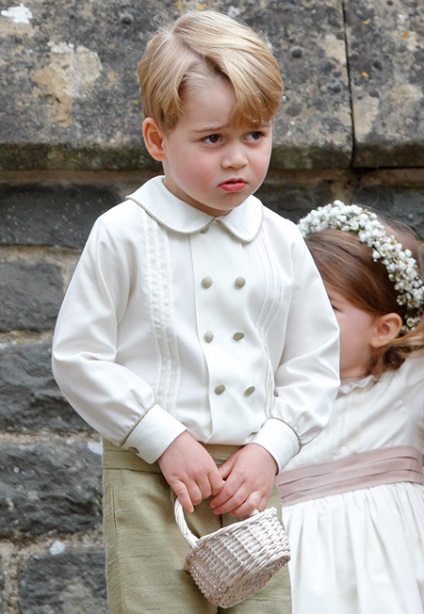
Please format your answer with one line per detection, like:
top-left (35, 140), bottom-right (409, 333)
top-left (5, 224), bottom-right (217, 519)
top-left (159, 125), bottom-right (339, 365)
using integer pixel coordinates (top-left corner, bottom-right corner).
top-left (209, 444), bottom-right (278, 517)
top-left (158, 432), bottom-right (224, 513)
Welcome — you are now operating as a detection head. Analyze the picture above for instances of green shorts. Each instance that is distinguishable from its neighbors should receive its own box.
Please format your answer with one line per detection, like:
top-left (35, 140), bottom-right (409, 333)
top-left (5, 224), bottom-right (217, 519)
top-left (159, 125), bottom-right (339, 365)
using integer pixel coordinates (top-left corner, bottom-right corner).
top-left (102, 439), bottom-right (292, 613)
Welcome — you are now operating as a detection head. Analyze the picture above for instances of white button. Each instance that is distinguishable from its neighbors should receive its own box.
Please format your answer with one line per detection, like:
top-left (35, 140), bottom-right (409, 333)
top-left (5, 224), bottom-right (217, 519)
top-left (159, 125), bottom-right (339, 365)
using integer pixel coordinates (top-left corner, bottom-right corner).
top-left (201, 276), bottom-right (213, 288)
top-left (235, 277), bottom-right (246, 288)
top-left (204, 331), bottom-right (214, 343)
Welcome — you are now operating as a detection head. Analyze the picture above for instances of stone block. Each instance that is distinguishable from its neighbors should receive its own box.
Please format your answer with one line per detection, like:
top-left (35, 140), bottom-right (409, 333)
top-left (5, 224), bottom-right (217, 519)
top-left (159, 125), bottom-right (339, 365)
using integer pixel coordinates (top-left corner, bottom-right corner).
top-left (20, 551), bottom-right (107, 614)
top-left (0, 554), bottom-right (3, 612)
top-left (0, 0), bottom-right (352, 171)
top-left (0, 341), bottom-right (92, 434)
top-left (346, 0), bottom-right (424, 167)
top-left (257, 180), bottom-right (335, 223)
top-left (0, 184), bottom-right (119, 248)
top-left (349, 186), bottom-right (424, 239)
top-left (0, 441), bottom-right (102, 537)
top-left (0, 0), bottom-right (151, 171)
top-left (270, 0), bottom-right (352, 169)
top-left (0, 261), bottom-right (64, 332)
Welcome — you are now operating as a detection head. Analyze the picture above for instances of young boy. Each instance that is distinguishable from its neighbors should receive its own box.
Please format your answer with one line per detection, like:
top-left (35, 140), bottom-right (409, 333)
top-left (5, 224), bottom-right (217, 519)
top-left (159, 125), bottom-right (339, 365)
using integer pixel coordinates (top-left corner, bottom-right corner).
top-left (52, 10), bottom-right (340, 613)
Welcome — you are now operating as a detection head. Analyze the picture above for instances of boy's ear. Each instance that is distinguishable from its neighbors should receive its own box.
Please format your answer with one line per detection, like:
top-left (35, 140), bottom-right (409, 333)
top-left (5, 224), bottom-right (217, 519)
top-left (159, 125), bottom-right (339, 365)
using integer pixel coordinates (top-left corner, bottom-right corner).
top-left (370, 312), bottom-right (403, 349)
top-left (142, 118), bottom-right (166, 161)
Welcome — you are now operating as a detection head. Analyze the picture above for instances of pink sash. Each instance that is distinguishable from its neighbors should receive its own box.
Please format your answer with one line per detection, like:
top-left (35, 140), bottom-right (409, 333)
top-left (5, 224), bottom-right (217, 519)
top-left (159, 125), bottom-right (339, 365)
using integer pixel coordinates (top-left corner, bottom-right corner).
top-left (277, 446), bottom-right (424, 506)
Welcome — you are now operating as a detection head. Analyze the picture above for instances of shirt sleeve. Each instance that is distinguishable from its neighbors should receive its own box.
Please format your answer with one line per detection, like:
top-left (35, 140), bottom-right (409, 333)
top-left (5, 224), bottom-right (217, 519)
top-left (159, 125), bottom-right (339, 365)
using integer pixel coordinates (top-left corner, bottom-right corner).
top-left (51, 213), bottom-right (187, 462)
top-left (251, 227), bottom-right (340, 471)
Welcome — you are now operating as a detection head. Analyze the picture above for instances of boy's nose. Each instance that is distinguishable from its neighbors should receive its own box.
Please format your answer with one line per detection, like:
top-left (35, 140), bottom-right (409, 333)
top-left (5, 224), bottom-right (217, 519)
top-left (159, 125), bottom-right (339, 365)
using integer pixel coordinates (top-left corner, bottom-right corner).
top-left (222, 146), bottom-right (248, 169)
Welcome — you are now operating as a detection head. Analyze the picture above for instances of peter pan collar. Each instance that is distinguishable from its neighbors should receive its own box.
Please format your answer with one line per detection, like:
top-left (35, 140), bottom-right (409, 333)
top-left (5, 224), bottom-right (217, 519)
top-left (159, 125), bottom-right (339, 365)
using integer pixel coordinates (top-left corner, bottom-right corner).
top-left (126, 175), bottom-right (263, 242)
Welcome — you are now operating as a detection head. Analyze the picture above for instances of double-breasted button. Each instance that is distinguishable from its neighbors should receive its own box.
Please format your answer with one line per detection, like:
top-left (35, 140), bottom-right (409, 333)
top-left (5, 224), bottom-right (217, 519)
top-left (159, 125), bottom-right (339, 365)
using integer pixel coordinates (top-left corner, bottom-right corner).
top-left (214, 384), bottom-right (226, 395)
top-left (234, 276), bottom-right (246, 288)
top-left (204, 331), bottom-right (214, 343)
top-left (201, 276), bottom-right (213, 288)
top-left (244, 386), bottom-right (256, 396)
top-left (233, 332), bottom-right (245, 341)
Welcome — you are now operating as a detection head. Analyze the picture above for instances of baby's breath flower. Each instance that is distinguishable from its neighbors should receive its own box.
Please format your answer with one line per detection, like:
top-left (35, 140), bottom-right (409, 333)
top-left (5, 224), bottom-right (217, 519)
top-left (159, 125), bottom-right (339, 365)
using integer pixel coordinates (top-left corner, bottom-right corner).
top-left (298, 200), bottom-right (424, 333)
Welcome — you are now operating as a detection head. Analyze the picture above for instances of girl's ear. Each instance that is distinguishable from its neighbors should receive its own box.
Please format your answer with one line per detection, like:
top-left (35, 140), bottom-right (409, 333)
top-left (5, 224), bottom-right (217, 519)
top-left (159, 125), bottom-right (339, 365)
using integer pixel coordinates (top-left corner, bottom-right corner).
top-left (370, 312), bottom-right (403, 349)
top-left (142, 118), bottom-right (166, 161)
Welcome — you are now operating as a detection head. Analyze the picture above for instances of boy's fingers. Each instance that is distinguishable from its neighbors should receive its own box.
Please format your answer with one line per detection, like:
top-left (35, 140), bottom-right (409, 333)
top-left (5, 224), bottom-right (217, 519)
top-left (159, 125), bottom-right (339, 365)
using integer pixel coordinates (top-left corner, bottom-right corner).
top-left (209, 477), bottom-right (244, 511)
top-left (210, 472), bottom-right (226, 496)
top-left (218, 456), bottom-right (235, 479)
top-left (172, 481), bottom-right (196, 513)
top-left (212, 490), bottom-right (263, 517)
top-left (177, 492), bottom-right (194, 514)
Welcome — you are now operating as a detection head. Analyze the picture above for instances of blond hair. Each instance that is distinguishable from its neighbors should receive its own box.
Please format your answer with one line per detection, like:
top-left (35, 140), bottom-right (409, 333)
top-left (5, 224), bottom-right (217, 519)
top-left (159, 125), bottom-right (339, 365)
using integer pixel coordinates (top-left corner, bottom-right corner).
top-left (137, 10), bottom-right (283, 132)
top-left (306, 220), bottom-right (424, 378)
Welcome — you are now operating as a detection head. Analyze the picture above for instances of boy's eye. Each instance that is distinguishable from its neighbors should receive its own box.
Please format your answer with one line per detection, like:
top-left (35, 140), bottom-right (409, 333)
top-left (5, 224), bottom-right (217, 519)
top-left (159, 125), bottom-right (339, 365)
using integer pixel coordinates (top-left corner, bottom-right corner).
top-left (246, 131), bottom-right (263, 142)
top-left (204, 134), bottom-right (221, 144)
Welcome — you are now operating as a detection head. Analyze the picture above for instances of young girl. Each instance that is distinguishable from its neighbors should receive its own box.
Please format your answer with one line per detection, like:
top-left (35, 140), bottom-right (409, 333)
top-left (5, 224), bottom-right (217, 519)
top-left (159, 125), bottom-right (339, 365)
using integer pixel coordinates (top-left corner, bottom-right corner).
top-left (278, 200), bottom-right (424, 614)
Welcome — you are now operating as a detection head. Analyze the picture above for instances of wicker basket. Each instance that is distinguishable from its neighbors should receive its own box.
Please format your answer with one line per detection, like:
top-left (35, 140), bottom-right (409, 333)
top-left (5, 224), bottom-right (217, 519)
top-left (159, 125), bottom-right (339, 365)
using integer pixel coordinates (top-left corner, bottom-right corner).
top-left (174, 499), bottom-right (291, 608)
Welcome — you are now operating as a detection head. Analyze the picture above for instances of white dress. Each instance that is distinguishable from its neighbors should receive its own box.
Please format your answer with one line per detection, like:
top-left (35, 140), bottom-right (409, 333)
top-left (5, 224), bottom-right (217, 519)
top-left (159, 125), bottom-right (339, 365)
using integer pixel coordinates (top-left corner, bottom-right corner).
top-left (281, 355), bottom-right (424, 614)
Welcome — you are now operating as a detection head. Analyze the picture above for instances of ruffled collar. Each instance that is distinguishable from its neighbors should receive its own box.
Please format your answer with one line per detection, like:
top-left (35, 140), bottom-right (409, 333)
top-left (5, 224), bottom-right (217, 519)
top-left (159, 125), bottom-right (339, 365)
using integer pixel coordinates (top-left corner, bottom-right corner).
top-left (339, 374), bottom-right (376, 395)
top-left (126, 175), bottom-right (263, 243)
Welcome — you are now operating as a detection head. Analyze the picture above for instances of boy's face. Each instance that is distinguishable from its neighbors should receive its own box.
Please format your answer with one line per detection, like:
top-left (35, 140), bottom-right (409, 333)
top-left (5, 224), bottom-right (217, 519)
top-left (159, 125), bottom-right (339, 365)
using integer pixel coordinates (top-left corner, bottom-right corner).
top-left (144, 77), bottom-right (273, 216)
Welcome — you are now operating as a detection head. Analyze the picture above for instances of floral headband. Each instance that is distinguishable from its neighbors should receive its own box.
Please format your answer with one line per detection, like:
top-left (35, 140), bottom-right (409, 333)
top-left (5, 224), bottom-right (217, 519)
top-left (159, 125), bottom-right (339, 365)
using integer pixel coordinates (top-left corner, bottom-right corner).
top-left (298, 200), bottom-right (424, 333)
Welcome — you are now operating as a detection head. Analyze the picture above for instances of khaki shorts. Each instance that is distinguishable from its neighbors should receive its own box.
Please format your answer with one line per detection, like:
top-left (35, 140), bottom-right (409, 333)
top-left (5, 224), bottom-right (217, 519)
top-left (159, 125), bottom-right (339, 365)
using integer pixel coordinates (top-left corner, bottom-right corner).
top-left (102, 439), bottom-right (292, 614)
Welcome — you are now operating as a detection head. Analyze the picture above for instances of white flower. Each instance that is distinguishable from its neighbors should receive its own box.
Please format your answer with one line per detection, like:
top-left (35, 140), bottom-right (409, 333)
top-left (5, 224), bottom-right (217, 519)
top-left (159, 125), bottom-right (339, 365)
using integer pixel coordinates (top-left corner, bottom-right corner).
top-left (298, 201), bottom-right (424, 333)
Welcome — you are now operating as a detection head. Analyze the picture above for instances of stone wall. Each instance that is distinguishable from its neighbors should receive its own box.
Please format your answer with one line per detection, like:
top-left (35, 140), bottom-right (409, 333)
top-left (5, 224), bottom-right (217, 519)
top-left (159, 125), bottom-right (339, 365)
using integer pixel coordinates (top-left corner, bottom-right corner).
top-left (0, 0), bottom-right (423, 612)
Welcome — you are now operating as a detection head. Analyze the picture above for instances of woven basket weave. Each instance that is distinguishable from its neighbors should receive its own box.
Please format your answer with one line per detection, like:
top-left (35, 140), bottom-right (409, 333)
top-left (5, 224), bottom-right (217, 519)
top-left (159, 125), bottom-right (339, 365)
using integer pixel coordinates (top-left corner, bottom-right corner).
top-left (174, 499), bottom-right (291, 608)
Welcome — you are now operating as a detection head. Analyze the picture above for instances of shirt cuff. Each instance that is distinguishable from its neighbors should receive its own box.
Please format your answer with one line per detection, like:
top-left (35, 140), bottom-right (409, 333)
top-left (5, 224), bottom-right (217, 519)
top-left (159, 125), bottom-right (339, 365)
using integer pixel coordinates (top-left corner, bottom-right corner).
top-left (123, 404), bottom-right (187, 463)
top-left (251, 418), bottom-right (300, 473)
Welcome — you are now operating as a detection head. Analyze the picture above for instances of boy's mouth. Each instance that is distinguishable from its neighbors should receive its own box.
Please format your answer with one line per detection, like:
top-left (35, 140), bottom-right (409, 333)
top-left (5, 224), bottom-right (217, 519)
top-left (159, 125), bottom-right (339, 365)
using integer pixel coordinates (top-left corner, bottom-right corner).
top-left (219, 179), bottom-right (247, 192)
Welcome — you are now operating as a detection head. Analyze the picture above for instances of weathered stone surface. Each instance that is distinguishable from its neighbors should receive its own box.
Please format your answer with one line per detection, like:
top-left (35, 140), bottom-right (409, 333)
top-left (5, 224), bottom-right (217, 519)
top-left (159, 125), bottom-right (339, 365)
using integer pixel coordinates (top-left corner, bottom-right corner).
top-left (0, 0), bottom-right (352, 171)
top-left (269, 0), bottom-right (352, 169)
top-left (0, 554), bottom-right (3, 612)
top-left (0, 184), bottom-right (120, 248)
top-left (0, 261), bottom-right (63, 332)
top-left (0, 441), bottom-right (102, 537)
top-left (0, 177), bottom-right (340, 248)
top-left (349, 186), bottom-right (424, 239)
top-left (20, 551), bottom-right (107, 613)
top-left (346, 0), bottom-right (424, 167)
top-left (257, 180), bottom-right (335, 222)
top-left (0, 341), bottom-right (91, 434)
top-left (0, 0), bottom-right (152, 171)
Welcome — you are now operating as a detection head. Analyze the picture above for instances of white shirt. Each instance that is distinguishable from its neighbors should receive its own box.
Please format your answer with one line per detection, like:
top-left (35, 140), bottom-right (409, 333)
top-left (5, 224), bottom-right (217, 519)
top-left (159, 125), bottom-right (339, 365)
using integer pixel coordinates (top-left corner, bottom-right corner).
top-left (52, 176), bottom-right (340, 470)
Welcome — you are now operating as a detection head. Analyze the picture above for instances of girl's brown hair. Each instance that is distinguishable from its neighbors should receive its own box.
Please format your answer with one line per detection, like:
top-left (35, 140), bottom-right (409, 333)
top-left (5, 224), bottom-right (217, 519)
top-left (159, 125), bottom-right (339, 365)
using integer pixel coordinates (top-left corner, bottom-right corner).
top-left (305, 218), bottom-right (424, 377)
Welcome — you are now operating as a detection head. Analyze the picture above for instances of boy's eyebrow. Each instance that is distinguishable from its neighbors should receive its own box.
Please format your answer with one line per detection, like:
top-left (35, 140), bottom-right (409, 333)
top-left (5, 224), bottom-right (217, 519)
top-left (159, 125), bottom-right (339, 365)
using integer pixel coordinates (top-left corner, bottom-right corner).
top-left (192, 120), bottom-right (272, 134)
top-left (191, 123), bottom-right (229, 133)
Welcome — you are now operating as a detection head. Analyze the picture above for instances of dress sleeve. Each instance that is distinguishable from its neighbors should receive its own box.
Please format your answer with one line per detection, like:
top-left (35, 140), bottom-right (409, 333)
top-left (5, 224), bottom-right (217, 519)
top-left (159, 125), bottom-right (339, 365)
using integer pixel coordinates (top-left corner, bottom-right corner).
top-left (400, 354), bottom-right (424, 423)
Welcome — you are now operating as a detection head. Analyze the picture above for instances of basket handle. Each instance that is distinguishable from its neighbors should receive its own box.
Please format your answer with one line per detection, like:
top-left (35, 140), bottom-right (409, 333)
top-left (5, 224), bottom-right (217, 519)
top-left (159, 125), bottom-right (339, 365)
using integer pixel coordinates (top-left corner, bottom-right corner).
top-left (174, 499), bottom-right (199, 548)
top-left (174, 498), bottom-right (261, 548)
